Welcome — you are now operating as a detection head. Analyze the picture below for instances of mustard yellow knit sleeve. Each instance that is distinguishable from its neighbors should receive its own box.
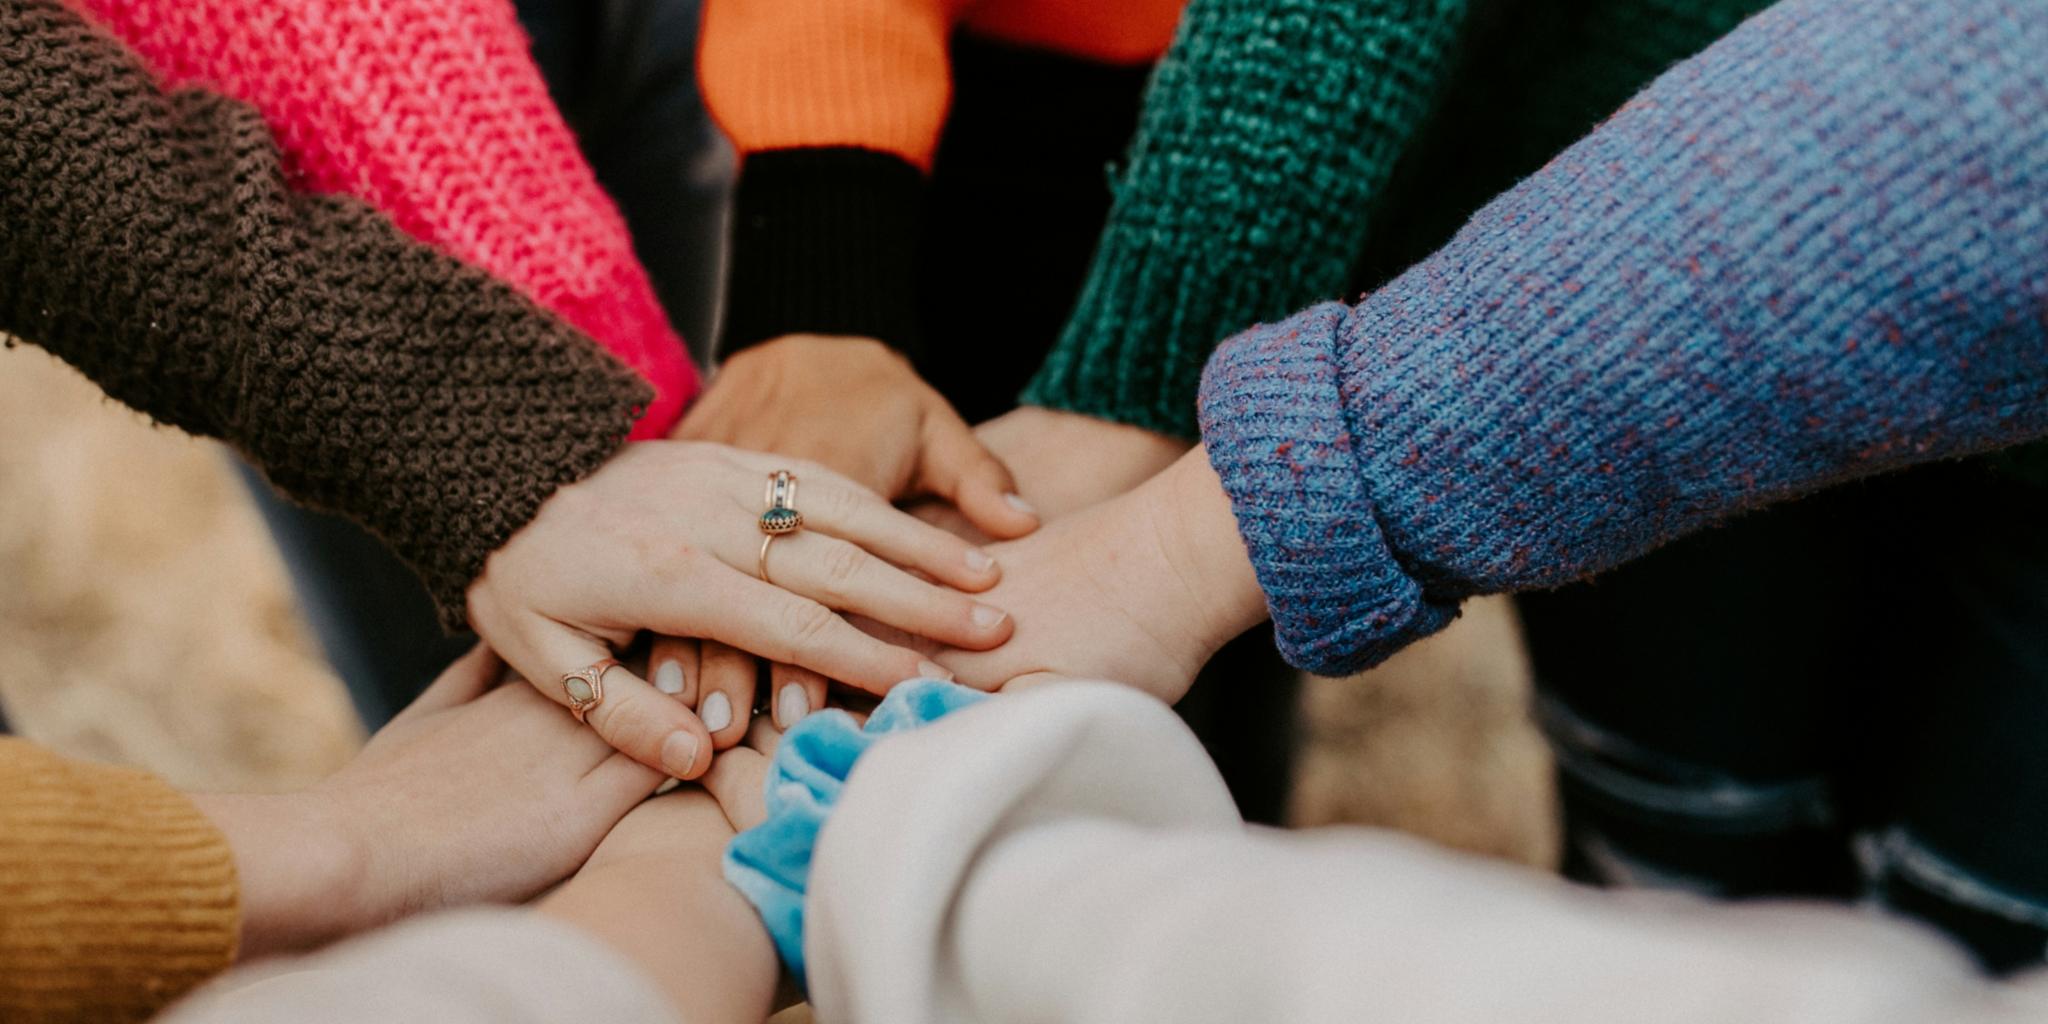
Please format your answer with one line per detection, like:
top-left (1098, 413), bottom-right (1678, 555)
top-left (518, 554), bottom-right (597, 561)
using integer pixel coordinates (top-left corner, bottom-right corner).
top-left (0, 738), bottom-right (239, 1023)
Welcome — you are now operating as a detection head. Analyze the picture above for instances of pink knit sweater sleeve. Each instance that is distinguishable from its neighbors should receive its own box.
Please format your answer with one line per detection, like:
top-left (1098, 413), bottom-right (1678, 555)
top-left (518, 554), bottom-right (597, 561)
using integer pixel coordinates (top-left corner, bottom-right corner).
top-left (70, 0), bottom-right (698, 437)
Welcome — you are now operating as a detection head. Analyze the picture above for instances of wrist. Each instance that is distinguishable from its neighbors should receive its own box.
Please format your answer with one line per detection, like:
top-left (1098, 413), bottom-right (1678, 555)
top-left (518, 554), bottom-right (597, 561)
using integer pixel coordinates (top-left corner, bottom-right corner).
top-left (1144, 447), bottom-right (1269, 658)
top-left (542, 855), bottom-right (778, 1021)
top-left (191, 789), bottom-right (368, 958)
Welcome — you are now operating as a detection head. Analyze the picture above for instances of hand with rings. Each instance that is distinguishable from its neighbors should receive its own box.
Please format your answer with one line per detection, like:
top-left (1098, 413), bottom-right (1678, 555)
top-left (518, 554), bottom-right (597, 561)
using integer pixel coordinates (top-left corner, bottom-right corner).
top-left (465, 441), bottom-right (1015, 779)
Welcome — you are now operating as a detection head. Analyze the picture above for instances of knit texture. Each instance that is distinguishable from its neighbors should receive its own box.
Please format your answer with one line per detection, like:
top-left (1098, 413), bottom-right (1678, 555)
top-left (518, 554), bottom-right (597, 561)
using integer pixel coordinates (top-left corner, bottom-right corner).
top-left (700, 0), bottom-right (1184, 359)
top-left (720, 148), bottom-right (930, 358)
top-left (0, 739), bottom-right (239, 1023)
top-left (724, 679), bottom-right (987, 992)
top-left (1199, 0), bottom-right (2048, 675)
top-left (67, 0), bottom-right (697, 436)
top-left (1023, 0), bottom-right (1469, 438)
top-left (0, 0), bottom-right (651, 627)
top-left (700, 0), bottom-right (1184, 172)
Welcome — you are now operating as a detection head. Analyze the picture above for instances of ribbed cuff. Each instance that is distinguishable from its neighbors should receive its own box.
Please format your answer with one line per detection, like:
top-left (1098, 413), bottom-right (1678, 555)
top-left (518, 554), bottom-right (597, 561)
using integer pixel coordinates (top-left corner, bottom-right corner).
top-left (1196, 303), bottom-right (1458, 676)
top-left (0, 740), bottom-right (239, 1022)
top-left (719, 148), bottom-right (926, 360)
top-left (1020, 227), bottom-right (1341, 441)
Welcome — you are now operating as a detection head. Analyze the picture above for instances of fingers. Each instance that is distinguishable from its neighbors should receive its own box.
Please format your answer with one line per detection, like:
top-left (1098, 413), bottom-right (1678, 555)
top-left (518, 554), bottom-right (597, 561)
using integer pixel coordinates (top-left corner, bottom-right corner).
top-left (763, 531), bottom-right (1014, 650)
top-left (578, 749), bottom-right (668, 825)
top-left (697, 640), bottom-right (757, 749)
top-left (520, 621), bottom-right (713, 780)
top-left (685, 573), bottom-right (951, 696)
top-left (647, 635), bottom-right (700, 704)
top-left (768, 663), bottom-right (828, 730)
top-left (699, 743), bottom-right (771, 833)
top-left (735, 453), bottom-right (1003, 593)
top-left (916, 410), bottom-right (1039, 540)
top-left (391, 644), bottom-right (500, 722)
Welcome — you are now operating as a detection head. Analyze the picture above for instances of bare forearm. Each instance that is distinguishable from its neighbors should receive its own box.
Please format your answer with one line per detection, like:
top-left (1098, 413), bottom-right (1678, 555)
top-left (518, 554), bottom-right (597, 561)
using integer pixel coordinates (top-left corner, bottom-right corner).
top-left (189, 792), bottom-right (365, 959)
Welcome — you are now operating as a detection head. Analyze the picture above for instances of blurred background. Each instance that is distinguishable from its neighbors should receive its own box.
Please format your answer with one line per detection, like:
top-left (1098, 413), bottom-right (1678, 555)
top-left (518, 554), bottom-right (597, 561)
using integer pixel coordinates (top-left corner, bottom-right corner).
top-left (0, 337), bottom-right (1557, 866)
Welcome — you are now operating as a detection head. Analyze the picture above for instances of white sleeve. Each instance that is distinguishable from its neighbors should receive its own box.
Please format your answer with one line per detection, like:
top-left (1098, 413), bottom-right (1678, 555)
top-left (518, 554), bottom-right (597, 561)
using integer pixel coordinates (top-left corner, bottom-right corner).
top-left (155, 908), bottom-right (678, 1024)
top-left (804, 682), bottom-right (2048, 1024)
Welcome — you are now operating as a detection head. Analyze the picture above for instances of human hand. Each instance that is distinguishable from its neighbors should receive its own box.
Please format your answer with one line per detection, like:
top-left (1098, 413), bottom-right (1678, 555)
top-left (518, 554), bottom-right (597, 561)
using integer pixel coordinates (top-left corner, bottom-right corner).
top-left (678, 335), bottom-right (1039, 537)
top-left (466, 440), bottom-right (1012, 778)
top-left (539, 781), bottom-right (779, 1022)
top-left (193, 647), bottom-right (665, 958)
top-left (667, 337), bottom-right (1038, 735)
top-left (932, 448), bottom-right (1269, 703)
top-left (975, 405), bottom-right (1192, 521)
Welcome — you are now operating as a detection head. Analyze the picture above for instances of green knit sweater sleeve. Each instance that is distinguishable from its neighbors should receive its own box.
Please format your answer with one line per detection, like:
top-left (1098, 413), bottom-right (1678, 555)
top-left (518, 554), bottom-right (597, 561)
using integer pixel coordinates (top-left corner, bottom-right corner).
top-left (1020, 0), bottom-right (1469, 439)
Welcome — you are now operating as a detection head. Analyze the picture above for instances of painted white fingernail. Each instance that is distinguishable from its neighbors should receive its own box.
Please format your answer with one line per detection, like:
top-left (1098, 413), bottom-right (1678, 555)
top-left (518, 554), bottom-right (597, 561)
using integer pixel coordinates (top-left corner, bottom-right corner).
top-left (654, 659), bottom-right (686, 695)
top-left (660, 731), bottom-right (700, 779)
top-left (917, 660), bottom-right (954, 681)
top-left (777, 685), bottom-right (809, 728)
top-left (701, 691), bottom-right (734, 733)
top-left (966, 548), bottom-right (996, 573)
top-left (1004, 493), bottom-right (1038, 517)
top-left (971, 604), bottom-right (1007, 629)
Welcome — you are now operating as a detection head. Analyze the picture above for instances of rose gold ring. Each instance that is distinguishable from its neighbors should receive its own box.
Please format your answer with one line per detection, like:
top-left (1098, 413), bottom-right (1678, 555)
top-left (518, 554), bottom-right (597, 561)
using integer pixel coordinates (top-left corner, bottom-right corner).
top-left (561, 657), bottom-right (619, 724)
top-left (758, 533), bottom-right (778, 585)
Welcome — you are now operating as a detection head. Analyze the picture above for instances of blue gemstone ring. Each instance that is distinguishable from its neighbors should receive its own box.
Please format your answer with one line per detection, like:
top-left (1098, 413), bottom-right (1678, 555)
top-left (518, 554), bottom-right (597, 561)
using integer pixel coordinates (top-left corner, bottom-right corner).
top-left (759, 471), bottom-right (802, 584)
top-left (759, 506), bottom-right (804, 534)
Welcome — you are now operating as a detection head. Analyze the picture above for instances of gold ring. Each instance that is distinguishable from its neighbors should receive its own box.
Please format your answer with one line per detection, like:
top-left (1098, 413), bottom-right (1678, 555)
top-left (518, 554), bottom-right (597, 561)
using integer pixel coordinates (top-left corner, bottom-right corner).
top-left (561, 657), bottom-right (619, 724)
top-left (759, 533), bottom-right (778, 585)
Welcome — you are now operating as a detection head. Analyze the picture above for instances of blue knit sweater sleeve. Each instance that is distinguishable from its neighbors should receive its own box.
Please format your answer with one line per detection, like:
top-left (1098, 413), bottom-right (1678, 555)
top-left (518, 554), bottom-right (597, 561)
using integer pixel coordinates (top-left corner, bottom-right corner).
top-left (1198, 0), bottom-right (2048, 676)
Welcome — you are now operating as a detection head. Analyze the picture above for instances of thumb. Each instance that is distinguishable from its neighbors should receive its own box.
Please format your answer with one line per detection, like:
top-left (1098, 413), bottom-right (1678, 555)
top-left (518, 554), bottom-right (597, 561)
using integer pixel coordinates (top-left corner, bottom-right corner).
top-left (917, 411), bottom-right (1038, 540)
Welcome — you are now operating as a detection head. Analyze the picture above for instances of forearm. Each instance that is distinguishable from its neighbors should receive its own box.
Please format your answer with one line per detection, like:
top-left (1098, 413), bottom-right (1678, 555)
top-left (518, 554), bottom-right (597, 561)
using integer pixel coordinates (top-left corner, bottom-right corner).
top-left (804, 687), bottom-right (2035, 1024)
top-left (157, 910), bottom-right (684, 1024)
top-left (1199, 0), bottom-right (2048, 673)
top-left (0, 740), bottom-right (238, 1023)
top-left (540, 857), bottom-right (776, 1024)
top-left (72, 0), bottom-right (697, 435)
top-left (1023, 0), bottom-right (1469, 438)
top-left (186, 793), bottom-right (361, 960)
top-left (700, 0), bottom-right (960, 356)
top-left (0, 0), bottom-right (649, 624)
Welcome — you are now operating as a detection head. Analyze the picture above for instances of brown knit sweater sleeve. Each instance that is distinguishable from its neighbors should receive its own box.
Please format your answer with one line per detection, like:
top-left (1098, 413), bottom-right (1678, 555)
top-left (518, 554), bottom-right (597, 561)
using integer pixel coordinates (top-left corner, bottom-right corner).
top-left (0, 739), bottom-right (239, 1023)
top-left (0, 0), bottom-right (651, 626)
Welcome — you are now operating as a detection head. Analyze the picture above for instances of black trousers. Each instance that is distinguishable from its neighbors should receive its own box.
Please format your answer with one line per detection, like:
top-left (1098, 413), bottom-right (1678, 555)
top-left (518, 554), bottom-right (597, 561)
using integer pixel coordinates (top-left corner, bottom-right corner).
top-left (1522, 462), bottom-right (2048, 972)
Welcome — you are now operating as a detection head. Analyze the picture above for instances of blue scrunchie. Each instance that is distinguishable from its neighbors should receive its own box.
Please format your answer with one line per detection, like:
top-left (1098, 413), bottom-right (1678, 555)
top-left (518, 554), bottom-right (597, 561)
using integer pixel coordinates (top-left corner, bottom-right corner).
top-left (723, 678), bottom-right (988, 990)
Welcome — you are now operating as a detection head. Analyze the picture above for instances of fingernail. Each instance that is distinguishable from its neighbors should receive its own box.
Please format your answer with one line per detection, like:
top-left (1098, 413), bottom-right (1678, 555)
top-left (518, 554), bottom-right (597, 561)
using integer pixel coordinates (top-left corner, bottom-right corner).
top-left (776, 684), bottom-right (809, 728)
top-left (971, 604), bottom-right (1007, 629)
top-left (701, 691), bottom-right (733, 733)
top-left (660, 731), bottom-right (700, 778)
top-left (1004, 493), bottom-right (1037, 517)
top-left (966, 548), bottom-right (996, 573)
top-left (654, 659), bottom-right (685, 695)
top-left (917, 660), bottom-right (954, 681)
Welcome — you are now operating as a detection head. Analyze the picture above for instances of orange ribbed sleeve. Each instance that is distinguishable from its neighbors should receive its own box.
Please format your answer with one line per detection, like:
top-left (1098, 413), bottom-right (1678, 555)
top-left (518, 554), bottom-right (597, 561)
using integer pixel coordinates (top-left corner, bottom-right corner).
top-left (0, 740), bottom-right (239, 1023)
top-left (699, 0), bottom-right (968, 170)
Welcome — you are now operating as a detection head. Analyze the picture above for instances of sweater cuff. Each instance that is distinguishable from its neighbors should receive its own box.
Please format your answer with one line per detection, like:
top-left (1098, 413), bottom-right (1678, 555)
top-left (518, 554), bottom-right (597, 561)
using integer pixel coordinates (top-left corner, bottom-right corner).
top-left (1197, 303), bottom-right (1459, 675)
top-left (722, 679), bottom-right (986, 992)
top-left (719, 148), bottom-right (927, 360)
top-left (0, 740), bottom-right (239, 1022)
top-left (1021, 225), bottom-right (1343, 440)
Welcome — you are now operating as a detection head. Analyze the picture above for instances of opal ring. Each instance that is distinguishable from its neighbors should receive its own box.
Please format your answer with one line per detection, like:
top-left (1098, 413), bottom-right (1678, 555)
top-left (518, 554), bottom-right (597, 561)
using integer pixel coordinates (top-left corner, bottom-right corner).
top-left (561, 657), bottom-right (619, 724)
top-left (758, 471), bottom-right (801, 584)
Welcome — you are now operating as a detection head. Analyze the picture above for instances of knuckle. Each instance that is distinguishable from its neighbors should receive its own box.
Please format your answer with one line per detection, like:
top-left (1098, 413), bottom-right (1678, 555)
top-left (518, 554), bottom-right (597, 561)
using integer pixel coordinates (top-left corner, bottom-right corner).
top-left (819, 483), bottom-right (863, 523)
top-left (818, 542), bottom-right (868, 594)
top-left (779, 600), bottom-right (840, 654)
top-left (596, 691), bottom-right (677, 759)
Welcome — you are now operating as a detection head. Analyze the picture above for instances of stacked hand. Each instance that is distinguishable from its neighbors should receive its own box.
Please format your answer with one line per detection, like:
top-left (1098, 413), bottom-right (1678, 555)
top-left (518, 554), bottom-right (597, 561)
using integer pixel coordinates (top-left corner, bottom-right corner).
top-left (464, 440), bottom-right (1014, 779)
top-left (662, 335), bottom-right (1201, 744)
